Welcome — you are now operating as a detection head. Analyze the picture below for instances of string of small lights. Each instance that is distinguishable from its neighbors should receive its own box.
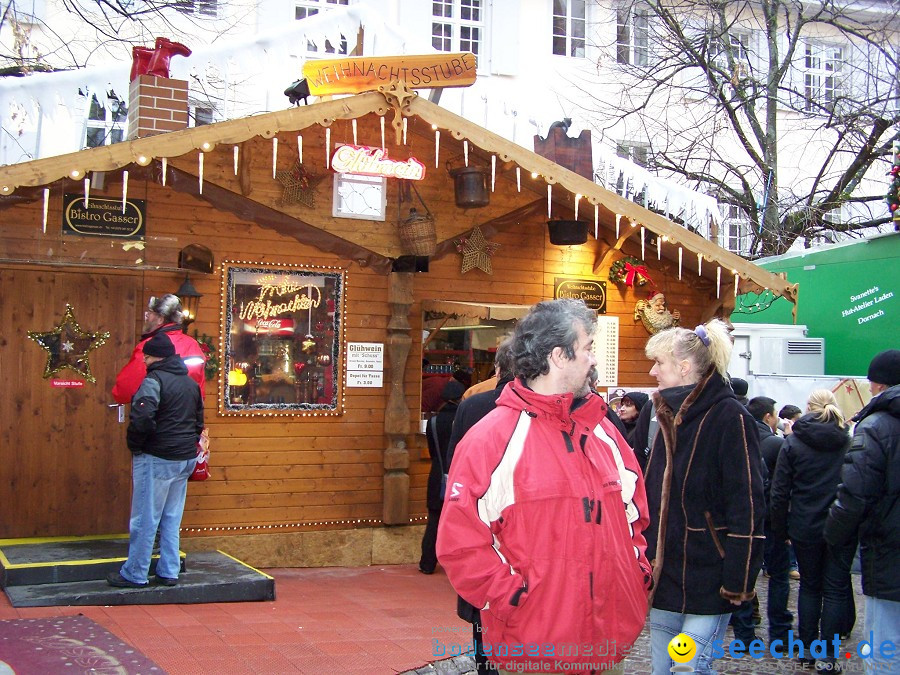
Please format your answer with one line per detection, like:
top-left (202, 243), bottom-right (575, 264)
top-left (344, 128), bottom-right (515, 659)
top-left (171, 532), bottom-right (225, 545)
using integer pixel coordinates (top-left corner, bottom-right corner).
top-left (732, 289), bottom-right (778, 314)
top-left (181, 514), bottom-right (428, 534)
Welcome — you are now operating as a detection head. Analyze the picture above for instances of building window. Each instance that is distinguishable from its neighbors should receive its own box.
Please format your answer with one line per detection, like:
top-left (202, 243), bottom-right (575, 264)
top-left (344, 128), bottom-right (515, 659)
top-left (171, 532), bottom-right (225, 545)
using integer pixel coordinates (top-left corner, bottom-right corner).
top-left (192, 106), bottom-right (215, 127)
top-left (432, 0), bottom-right (483, 56)
top-left (332, 172), bottom-right (386, 221)
top-left (84, 92), bottom-right (126, 149)
top-left (802, 42), bottom-right (843, 112)
top-left (175, 0), bottom-right (217, 17)
top-left (712, 32), bottom-right (749, 77)
top-left (616, 141), bottom-right (649, 168)
top-left (552, 0), bottom-right (586, 58)
top-left (720, 203), bottom-right (751, 255)
top-left (296, 0), bottom-right (350, 54)
top-left (616, 4), bottom-right (648, 66)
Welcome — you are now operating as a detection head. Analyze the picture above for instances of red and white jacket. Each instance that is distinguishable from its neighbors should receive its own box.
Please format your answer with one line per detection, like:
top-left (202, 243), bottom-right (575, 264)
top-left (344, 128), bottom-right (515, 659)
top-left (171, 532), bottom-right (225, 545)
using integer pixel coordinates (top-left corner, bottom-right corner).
top-left (112, 323), bottom-right (206, 404)
top-left (437, 380), bottom-right (651, 673)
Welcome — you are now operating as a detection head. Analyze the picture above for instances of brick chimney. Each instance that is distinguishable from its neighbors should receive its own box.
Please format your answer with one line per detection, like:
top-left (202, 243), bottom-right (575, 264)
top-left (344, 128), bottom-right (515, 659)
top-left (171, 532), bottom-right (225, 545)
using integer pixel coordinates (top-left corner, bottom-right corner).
top-left (126, 75), bottom-right (189, 140)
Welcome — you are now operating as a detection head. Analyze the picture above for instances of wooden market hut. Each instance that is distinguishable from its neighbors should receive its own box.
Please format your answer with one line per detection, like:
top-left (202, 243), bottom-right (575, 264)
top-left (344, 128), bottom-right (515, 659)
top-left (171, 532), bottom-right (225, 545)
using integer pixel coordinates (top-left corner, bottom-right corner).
top-left (0, 77), bottom-right (797, 567)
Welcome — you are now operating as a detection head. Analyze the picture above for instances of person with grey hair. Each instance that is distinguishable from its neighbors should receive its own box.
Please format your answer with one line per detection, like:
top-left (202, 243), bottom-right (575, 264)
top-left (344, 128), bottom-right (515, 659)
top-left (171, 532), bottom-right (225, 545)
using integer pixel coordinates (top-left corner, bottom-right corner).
top-left (113, 293), bottom-right (206, 404)
top-left (437, 299), bottom-right (651, 675)
top-left (633, 319), bottom-right (765, 674)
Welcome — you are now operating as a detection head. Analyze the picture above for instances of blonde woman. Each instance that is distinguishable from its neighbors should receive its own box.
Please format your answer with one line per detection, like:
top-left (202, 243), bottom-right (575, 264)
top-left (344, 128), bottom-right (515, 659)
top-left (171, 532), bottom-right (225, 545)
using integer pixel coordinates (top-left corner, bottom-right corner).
top-left (634, 319), bottom-right (765, 674)
top-left (770, 389), bottom-right (854, 670)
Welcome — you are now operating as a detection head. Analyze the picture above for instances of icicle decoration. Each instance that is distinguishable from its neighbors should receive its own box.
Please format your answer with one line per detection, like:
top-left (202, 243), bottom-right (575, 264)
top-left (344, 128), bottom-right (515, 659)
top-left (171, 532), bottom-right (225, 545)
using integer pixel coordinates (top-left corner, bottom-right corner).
top-left (464, 140), bottom-right (469, 167)
top-left (574, 193), bottom-right (581, 221)
top-left (516, 167), bottom-right (521, 192)
top-left (491, 155), bottom-right (496, 192)
top-left (657, 234), bottom-right (662, 260)
top-left (198, 152), bottom-right (204, 194)
top-left (42, 188), bottom-right (49, 234)
top-left (298, 135), bottom-right (303, 164)
top-left (233, 146), bottom-right (239, 175)
top-left (594, 205), bottom-right (599, 239)
top-left (716, 267), bottom-right (722, 298)
top-left (325, 128), bottom-right (331, 169)
top-left (678, 247), bottom-right (683, 280)
top-left (434, 130), bottom-right (440, 168)
top-left (352, 119), bottom-right (358, 145)
top-left (161, 157), bottom-right (168, 186)
top-left (122, 170), bottom-right (128, 212)
top-left (615, 213), bottom-right (621, 238)
top-left (640, 226), bottom-right (645, 259)
top-left (83, 178), bottom-right (90, 208)
top-left (734, 273), bottom-right (740, 297)
top-left (547, 184), bottom-right (552, 218)
top-left (697, 253), bottom-right (702, 276)
top-left (272, 138), bottom-right (278, 179)
top-left (403, 118), bottom-right (408, 145)
top-left (380, 117), bottom-right (385, 151)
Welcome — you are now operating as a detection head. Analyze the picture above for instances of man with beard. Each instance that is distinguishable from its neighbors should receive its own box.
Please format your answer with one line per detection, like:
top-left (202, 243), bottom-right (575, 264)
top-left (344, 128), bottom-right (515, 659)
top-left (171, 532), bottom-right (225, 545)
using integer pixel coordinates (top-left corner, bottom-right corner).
top-left (437, 299), bottom-right (651, 675)
top-left (113, 294), bottom-right (206, 403)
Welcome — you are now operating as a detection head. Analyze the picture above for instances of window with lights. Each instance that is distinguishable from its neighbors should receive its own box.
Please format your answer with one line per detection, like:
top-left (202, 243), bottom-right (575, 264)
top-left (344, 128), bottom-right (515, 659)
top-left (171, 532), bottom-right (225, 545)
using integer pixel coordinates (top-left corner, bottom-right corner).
top-left (84, 93), bottom-right (127, 149)
top-left (616, 4), bottom-right (648, 66)
top-left (432, 0), bottom-right (483, 56)
top-left (801, 42), bottom-right (844, 112)
top-left (552, 0), bottom-right (586, 58)
top-left (296, 0), bottom-right (350, 54)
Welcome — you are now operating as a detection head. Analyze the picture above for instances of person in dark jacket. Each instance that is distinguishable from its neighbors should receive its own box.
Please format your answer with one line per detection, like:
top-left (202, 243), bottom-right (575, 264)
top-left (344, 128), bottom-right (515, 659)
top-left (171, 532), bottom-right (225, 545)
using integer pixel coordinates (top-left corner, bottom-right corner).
top-left (769, 389), bottom-right (853, 669)
top-left (825, 349), bottom-right (900, 675)
top-left (746, 396), bottom-right (793, 644)
top-left (107, 332), bottom-right (203, 588)
top-left (617, 391), bottom-right (649, 448)
top-left (418, 377), bottom-right (465, 575)
top-left (634, 319), bottom-right (765, 675)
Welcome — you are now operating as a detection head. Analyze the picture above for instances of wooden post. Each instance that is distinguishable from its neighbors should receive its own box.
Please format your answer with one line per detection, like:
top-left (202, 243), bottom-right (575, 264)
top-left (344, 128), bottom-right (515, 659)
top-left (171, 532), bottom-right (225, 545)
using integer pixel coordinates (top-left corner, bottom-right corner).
top-left (383, 272), bottom-right (414, 524)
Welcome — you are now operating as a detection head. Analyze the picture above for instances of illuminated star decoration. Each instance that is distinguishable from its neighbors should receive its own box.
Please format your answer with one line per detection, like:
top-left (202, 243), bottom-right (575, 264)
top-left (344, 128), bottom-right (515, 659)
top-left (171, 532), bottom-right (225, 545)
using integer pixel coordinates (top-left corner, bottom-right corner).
top-left (27, 304), bottom-right (110, 383)
top-left (459, 225), bottom-right (500, 275)
top-left (276, 159), bottom-right (324, 208)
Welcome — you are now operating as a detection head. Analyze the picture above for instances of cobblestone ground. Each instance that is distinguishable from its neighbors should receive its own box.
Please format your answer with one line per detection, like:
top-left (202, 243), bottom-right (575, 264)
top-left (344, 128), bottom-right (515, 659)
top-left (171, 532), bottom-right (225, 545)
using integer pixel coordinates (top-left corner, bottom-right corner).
top-left (404, 573), bottom-right (868, 674)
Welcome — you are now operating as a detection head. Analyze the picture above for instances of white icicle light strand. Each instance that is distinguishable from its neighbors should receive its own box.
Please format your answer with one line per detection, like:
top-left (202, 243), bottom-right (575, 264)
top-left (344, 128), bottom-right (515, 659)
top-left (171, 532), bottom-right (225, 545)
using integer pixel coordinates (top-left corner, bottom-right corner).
top-left (657, 234), bottom-right (662, 260)
top-left (162, 157), bottom-right (167, 186)
top-left (435, 130), bottom-right (440, 168)
top-left (615, 214), bottom-right (621, 238)
top-left (547, 184), bottom-right (552, 218)
top-left (234, 146), bottom-right (239, 175)
top-left (380, 117), bottom-right (385, 151)
top-left (325, 128), bottom-right (331, 169)
top-left (594, 205), bottom-right (599, 239)
top-left (272, 138), bottom-right (278, 179)
top-left (42, 188), bottom-right (49, 234)
top-left (734, 273), bottom-right (740, 297)
top-left (640, 226), bottom-right (645, 260)
top-left (516, 167), bottom-right (521, 192)
top-left (198, 152), bottom-right (204, 194)
top-left (403, 118), bottom-right (408, 145)
top-left (122, 170), bottom-right (128, 212)
top-left (83, 178), bottom-right (90, 208)
top-left (352, 119), bottom-right (358, 145)
top-left (574, 193), bottom-right (581, 221)
top-left (464, 140), bottom-right (469, 167)
top-left (298, 135), bottom-right (303, 164)
top-left (717, 267), bottom-right (722, 298)
top-left (698, 253), bottom-right (702, 276)
top-left (491, 155), bottom-right (496, 192)
top-left (678, 247), bottom-right (683, 280)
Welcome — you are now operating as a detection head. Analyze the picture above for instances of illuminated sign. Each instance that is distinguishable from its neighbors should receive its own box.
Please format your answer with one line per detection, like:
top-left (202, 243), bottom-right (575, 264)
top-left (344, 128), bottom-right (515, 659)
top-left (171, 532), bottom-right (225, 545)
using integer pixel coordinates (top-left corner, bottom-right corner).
top-left (331, 145), bottom-right (425, 181)
top-left (302, 53), bottom-right (477, 96)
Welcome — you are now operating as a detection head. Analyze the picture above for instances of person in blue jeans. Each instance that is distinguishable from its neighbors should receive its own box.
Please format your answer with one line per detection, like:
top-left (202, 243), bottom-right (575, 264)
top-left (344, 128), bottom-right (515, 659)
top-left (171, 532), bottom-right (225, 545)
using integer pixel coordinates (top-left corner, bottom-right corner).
top-left (826, 350), bottom-right (900, 675)
top-left (634, 320), bottom-right (765, 675)
top-left (107, 332), bottom-right (203, 588)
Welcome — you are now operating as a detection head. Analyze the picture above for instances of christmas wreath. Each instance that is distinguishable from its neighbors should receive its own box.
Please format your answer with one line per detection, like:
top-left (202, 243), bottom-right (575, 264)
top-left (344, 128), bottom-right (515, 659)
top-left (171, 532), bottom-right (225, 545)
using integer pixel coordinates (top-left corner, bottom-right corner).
top-left (194, 332), bottom-right (220, 381)
top-left (609, 256), bottom-right (653, 287)
top-left (886, 149), bottom-right (900, 222)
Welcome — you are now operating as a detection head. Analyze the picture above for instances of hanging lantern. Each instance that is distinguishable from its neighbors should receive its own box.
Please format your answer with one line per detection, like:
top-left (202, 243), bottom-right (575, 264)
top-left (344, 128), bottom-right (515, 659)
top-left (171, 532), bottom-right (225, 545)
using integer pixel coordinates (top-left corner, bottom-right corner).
top-left (449, 166), bottom-right (490, 208)
top-left (547, 219), bottom-right (588, 246)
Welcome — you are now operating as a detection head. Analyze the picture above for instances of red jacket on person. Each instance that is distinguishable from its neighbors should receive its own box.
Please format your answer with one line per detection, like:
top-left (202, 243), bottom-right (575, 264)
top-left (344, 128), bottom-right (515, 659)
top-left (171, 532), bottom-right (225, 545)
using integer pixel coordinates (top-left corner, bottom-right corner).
top-left (112, 323), bottom-right (206, 404)
top-left (437, 379), bottom-right (651, 673)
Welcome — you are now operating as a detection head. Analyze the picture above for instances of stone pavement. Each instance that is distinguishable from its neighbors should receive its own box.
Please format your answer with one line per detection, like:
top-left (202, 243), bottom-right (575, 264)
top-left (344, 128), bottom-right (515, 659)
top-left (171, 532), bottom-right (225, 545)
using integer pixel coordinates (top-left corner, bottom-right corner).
top-left (404, 572), bottom-right (869, 674)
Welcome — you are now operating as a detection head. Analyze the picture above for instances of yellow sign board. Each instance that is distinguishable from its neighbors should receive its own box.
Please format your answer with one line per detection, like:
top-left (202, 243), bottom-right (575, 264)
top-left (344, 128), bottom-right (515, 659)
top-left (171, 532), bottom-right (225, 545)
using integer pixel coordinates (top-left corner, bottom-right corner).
top-left (302, 53), bottom-right (477, 96)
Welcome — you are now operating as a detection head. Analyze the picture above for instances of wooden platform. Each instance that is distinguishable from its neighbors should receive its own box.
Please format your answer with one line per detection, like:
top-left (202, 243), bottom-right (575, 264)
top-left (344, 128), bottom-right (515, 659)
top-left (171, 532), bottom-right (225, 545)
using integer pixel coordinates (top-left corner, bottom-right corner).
top-left (0, 536), bottom-right (274, 607)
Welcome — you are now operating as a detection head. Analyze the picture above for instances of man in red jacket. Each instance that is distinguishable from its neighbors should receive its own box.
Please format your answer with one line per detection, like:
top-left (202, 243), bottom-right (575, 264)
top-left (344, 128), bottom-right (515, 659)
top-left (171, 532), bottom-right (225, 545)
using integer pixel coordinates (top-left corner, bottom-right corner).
top-left (437, 299), bottom-right (651, 675)
top-left (112, 294), bottom-right (206, 403)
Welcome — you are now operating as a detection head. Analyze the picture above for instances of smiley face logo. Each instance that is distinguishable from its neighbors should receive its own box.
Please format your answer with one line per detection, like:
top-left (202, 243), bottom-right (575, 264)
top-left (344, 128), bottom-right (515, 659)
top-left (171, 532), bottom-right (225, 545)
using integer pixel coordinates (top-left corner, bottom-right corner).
top-left (668, 633), bottom-right (697, 664)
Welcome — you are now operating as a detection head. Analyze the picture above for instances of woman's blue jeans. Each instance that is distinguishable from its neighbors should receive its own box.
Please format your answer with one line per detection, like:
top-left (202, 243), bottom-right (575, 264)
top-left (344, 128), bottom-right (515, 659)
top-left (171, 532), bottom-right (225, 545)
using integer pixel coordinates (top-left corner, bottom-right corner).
top-left (120, 452), bottom-right (196, 584)
top-left (649, 608), bottom-right (731, 674)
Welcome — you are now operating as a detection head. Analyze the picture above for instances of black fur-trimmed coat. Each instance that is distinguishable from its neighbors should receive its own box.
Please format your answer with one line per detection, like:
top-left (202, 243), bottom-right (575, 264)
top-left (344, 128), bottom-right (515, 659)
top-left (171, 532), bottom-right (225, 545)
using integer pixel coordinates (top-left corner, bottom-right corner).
top-left (634, 368), bottom-right (765, 615)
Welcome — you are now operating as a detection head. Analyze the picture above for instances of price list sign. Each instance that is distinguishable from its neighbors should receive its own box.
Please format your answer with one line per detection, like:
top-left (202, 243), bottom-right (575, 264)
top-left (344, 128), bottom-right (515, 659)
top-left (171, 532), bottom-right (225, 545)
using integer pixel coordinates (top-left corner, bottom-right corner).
top-left (346, 342), bottom-right (384, 388)
top-left (592, 316), bottom-right (619, 388)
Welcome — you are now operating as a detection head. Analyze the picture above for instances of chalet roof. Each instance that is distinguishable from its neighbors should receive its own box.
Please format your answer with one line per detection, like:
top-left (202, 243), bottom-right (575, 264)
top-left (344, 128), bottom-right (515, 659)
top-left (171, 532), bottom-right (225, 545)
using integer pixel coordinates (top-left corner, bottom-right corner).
top-left (0, 86), bottom-right (797, 306)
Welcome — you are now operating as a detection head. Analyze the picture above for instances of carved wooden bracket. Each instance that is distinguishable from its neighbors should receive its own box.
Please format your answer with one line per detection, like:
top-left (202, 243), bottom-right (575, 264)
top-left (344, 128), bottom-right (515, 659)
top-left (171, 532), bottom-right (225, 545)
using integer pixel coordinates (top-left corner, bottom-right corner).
top-left (378, 81), bottom-right (418, 145)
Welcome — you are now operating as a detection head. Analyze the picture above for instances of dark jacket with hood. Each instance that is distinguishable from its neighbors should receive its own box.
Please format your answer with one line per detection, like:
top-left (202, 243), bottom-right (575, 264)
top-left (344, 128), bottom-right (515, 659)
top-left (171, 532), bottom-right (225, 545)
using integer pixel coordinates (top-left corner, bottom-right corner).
top-left (769, 413), bottom-right (849, 543)
top-left (825, 385), bottom-right (900, 601)
top-left (756, 419), bottom-right (784, 508)
top-left (127, 354), bottom-right (204, 460)
top-left (633, 368), bottom-right (765, 615)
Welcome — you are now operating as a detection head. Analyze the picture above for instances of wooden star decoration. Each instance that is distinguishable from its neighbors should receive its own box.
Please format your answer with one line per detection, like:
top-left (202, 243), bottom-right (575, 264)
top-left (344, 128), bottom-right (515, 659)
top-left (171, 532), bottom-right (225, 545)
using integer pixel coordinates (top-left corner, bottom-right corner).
top-left (27, 304), bottom-right (110, 383)
top-left (459, 225), bottom-right (500, 275)
top-left (276, 160), bottom-right (324, 208)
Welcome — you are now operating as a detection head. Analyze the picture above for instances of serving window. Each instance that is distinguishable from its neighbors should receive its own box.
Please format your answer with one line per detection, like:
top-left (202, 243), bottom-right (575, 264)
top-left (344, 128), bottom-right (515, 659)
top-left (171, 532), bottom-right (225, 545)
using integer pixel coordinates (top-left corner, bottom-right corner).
top-left (220, 262), bottom-right (345, 416)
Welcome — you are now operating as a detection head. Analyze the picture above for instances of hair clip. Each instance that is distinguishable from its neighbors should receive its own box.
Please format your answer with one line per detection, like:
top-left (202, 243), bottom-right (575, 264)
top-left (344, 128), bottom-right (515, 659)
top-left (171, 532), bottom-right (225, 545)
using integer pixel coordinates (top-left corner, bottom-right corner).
top-left (693, 324), bottom-right (711, 347)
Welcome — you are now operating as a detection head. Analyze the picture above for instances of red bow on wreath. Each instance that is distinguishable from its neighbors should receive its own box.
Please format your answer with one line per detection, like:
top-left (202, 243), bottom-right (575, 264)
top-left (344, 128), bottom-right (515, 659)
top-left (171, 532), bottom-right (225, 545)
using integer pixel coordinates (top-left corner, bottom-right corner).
top-left (624, 262), bottom-right (653, 288)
